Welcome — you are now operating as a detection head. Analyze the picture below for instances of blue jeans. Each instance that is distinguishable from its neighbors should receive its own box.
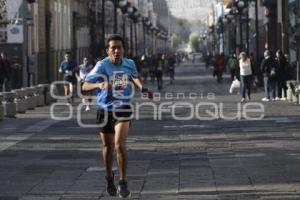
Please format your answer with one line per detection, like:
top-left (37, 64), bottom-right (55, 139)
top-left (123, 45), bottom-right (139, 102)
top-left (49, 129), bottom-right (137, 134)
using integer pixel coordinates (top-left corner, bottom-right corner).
top-left (240, 75), bottom-right (252, 98)
top-left (0, 78), bottom-right (11, 92)
top-left (264, 77), bottom-right (277, 99)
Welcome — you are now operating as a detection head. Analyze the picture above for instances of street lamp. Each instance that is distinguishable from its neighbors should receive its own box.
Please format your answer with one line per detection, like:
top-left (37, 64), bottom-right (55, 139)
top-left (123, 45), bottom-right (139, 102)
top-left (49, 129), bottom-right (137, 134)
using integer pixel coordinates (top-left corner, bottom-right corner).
top-left (143, 17), bottom-right (152, 55)
top-left (261, 0), bottom-right (276, 52)
top-left (235, 0), bottom-right (246, 53)
top-left (118, 0), bottom-right (127, 7)
top-left (237, 0), bottom-right (245, 9)
top-left (225, 13), bottom-right (236, 55)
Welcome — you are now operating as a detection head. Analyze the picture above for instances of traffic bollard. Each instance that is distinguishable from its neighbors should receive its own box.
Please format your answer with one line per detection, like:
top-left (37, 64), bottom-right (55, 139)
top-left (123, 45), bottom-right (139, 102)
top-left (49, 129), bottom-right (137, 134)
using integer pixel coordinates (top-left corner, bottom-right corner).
top-left (292, 81), bottom-right (299, 104)
top-left (287, 81), bottom-right (293, 102)
top-left (36, 85), bottom-right (45, 107)
top-left (2, 92), bottom-right (17, 118)
top-left (26, 87), bottom-right (36, 110)
top-left (21, 88), bottom-right (30, 111)
top-left (0, 93), bottom-right (4, 121)
top-left (39, 84), bottom-right (51, 105)
top-left (13, 89), bottom-right (27, 113)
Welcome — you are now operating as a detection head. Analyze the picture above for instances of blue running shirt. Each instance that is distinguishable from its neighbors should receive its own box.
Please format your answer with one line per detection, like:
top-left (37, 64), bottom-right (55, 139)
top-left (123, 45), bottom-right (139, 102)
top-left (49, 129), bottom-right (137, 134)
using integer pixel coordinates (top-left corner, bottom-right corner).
top-left (85, 57), bottom-right (139, 111)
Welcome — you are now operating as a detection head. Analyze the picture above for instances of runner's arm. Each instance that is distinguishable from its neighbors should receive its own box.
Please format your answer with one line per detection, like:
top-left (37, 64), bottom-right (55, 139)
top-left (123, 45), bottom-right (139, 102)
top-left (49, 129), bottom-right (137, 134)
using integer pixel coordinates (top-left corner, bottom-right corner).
top-left (132, 77), bottom-right (153, 99)
top-left (82, 82), bottom-right (111, 91)
top-left (131, 77), bottom-right (143, 91)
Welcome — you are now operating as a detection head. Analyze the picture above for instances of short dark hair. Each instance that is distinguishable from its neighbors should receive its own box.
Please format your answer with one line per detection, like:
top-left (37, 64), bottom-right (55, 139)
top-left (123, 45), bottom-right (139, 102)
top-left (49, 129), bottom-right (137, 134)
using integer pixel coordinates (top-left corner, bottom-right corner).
top-left (106, 34), bottom-right (125, 49)
top-left (65, 51), bottom-right (71, 55)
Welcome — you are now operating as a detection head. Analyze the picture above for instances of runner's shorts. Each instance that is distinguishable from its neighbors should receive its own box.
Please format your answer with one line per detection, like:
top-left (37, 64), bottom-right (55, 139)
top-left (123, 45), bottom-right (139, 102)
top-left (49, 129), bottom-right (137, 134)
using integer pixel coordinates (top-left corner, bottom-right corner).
top-left (96, 109), bottom-right (133, 134)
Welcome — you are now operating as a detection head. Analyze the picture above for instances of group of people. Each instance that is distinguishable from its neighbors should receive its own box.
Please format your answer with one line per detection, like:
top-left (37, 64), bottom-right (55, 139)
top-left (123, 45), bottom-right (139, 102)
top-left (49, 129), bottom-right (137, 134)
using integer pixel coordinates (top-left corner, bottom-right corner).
top-left (221, 49), bottom-right (292, 102)
top-left (0, 52), bottom-right (12, 92)
top-left (59, 52), bottom-right (94, 111)
top-left (139, 52), bottom-right (177, 90)
top-left (260, 50), bottom-right (290, 102)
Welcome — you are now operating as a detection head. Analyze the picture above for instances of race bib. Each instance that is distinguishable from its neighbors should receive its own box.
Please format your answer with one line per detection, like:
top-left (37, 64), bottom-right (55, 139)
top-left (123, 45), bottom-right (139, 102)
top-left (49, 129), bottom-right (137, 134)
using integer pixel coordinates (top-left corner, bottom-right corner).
top-left (112, 71), bottom-right (128, 91)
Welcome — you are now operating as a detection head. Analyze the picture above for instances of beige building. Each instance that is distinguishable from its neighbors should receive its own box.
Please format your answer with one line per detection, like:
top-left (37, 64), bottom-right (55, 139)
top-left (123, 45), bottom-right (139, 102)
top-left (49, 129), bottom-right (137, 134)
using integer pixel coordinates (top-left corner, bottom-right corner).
top-left (0, 0), bottom-right (91, 86)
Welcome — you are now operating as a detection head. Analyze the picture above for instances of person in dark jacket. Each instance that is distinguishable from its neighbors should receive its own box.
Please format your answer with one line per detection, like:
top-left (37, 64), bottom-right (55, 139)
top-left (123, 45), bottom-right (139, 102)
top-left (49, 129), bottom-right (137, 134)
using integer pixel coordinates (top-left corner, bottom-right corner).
top-left (275, 50), bottom-right (288, 100)
top-left (260, 50), bottom-right (277, 101)
top-left (213, 54), bottom-right (225, 82)
top-left (0, 52), bottom-right (12, 92)
top-left (154, 53), bottom-right (164, 90)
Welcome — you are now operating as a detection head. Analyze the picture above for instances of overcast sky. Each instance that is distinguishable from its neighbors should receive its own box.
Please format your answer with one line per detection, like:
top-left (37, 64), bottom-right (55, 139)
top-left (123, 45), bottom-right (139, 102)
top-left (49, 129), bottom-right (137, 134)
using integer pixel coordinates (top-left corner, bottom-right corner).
top-left (166, 0), bottom-right (211, 21)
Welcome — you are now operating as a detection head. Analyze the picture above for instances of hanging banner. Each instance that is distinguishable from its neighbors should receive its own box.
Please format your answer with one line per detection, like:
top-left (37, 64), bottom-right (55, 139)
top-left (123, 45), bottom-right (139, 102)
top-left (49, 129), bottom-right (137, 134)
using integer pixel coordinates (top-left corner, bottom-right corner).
top-left (7, 24), bottom-right (23, 43)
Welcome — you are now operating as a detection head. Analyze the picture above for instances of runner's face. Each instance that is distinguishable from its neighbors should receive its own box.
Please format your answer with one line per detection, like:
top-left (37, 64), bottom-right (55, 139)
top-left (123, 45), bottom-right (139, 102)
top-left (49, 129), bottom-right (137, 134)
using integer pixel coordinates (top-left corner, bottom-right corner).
top-left (65, 54), bottom-right (71, 61)
top-left (83, 58), bottom-right (88, 65)
top-left (107, 40), bottom-right (124, 65)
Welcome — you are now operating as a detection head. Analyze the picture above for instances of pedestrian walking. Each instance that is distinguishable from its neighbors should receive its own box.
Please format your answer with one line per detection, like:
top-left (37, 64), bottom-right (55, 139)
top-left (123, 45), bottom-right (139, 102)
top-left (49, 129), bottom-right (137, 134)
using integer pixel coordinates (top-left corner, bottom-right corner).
top-left (59, 52), bottom-right (77, 103)
top-left (82, 34), bottom-right (153, 198)
top-left (275, 50), bottom-right (288, 100)
top-left (154, 53), bottom-right (165, 90)
top-left (76, 57), bottom-right (94, 111)
top-left (236, 52), bottom-right (254, 102)
top-left (167, 53), bottom-right (176, 84)
top-left (140, 54), bottom-right (149, 83)
top-left (260, 50), bottom-right (277, 101)
top-left (213, 54), bottom-right (225, 82)
top-left (148, 54), bottom-right (156, 84)
top-left (227, 54), bottom-right (239, 81)
top-left (0, 52), bottom-right (12, 92)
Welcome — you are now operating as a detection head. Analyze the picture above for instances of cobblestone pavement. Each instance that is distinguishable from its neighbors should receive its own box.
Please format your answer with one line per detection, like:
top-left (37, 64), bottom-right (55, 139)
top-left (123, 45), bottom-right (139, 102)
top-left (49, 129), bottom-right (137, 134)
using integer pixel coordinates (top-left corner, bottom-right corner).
top-left (0, 61), bottom-right (300, 200)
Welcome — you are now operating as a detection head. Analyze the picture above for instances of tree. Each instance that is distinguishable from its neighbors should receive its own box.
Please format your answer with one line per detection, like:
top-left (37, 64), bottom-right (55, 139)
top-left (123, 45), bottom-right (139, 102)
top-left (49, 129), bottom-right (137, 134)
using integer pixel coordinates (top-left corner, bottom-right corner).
top-left (189, 33), bottom-right (201, 52)
top-left (171, 33), bottom-right (181, 49)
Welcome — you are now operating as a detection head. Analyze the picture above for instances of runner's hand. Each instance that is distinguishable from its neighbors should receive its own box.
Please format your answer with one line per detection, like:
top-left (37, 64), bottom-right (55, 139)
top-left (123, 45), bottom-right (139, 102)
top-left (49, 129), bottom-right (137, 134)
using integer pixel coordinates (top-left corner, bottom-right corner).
top-left (147, 90), bottom-right (153, 100)
top-left (99, 82), bottom-right (112, 90)
top-left (141, 87), bottom-right (153, 100)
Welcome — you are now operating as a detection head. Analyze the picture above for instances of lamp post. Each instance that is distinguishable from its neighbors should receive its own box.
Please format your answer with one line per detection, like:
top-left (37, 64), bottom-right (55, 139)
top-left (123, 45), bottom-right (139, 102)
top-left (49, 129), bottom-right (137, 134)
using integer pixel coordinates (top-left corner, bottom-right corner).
top-left (142, 17), bottom-right (148, 55)
top-left (236, 0), bottom-right (246, 53)
top-left (126, 5), bottom-right (137, 57)
top-left (102, 0), bottom-right (105, 57)
top-left (132, 11), bottom-right (139, 57)
top-left (113, 0), bottom-right (118, 33)
top-left (226, 13), bottom-right (235, 55)
top-left (261, 0), bottom-right (277, 52)
top-left (144, 18), bottom-right (152, 55)
top-left (222, 17), bottom-right (228, 55)
top-left (208, 25), bottom-right (215, 54)
top-left (245, 0), bottom-right (249, 55)
top-left (118, 0), bottom-right (129, 52)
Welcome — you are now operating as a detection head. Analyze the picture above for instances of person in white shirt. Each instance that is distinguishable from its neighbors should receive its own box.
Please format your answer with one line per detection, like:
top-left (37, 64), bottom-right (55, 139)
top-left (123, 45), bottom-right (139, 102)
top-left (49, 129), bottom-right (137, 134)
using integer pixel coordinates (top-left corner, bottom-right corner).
top-left (76, 57), bottom-right (94, 111)
top-left (238, 52), bottom-right (253, 102)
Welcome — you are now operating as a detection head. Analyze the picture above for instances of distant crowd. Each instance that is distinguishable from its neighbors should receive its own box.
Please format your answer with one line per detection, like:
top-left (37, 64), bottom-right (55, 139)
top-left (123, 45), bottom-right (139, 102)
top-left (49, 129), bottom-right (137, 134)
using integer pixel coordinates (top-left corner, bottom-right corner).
top-left (204, 50), bottom-right (296, 102)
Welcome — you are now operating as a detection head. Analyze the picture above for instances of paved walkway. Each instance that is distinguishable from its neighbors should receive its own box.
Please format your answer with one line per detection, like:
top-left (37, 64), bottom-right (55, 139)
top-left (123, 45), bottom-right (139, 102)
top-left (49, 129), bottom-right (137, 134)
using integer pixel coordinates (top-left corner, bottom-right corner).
top-left (0, 61), bottom-right (300, 200)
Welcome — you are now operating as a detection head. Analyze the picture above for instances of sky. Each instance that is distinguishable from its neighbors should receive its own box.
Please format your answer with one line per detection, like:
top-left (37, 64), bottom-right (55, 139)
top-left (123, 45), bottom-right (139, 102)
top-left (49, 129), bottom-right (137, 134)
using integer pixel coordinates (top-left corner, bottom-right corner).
top-left (166, 0), bottom-right (211, 21)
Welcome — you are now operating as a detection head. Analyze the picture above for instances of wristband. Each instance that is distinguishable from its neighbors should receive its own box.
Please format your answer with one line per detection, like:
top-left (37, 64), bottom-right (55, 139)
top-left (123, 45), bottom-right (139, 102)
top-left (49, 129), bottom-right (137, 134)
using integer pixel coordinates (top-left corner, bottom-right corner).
top-left (141, 87), bottom-right (148, 93)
